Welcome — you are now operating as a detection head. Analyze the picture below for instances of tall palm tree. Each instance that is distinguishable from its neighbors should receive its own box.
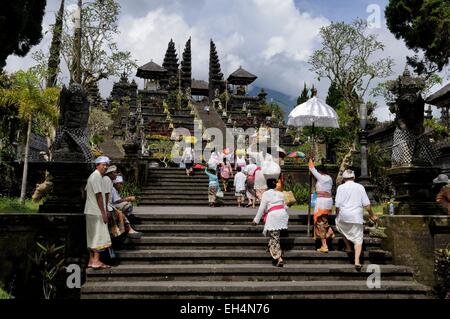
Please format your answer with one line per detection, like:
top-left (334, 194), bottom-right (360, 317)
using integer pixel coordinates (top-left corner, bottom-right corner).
top-left (0, 69), bottom-right (59, 204)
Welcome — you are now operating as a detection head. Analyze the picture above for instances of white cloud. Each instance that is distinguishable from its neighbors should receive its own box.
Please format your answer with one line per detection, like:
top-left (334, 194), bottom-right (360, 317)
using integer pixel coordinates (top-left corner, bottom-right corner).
top-left (5, 0), bottom-right (447, 123)
top-left (115, 0), bottom-right (330, 100)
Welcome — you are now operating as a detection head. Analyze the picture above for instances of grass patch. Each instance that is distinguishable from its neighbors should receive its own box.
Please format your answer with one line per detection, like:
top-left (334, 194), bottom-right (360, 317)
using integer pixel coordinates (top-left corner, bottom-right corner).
top-left (291, 204), bottom-right (308, 211)
top-left (0, 197), bottom-right (40, 214)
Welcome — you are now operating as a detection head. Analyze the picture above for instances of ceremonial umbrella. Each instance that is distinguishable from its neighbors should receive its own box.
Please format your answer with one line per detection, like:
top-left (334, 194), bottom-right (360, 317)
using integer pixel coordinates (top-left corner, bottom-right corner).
top-left (287, 90), bottom-right (339, 236)
top-left (287, 151), bottom-right (306, 159)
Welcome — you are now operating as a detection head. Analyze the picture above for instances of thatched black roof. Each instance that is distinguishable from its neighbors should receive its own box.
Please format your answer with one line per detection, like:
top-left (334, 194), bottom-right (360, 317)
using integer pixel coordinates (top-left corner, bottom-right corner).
top-left (136, 61), bottom-right (167, 79)
top-left (191, 79), bottom-right (208, 90)
top-left (191, 79), bottom-right (209, 96)
top-left (426, 82), bottom-right (450, 108)
top-left (227, 66), bottom-right (257, 85)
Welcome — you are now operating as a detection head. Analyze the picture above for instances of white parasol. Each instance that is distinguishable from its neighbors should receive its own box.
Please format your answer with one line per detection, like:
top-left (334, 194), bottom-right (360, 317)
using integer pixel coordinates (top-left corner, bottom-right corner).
top-left (288, 96), bottom-right (339, 128)
top-left (287, 90), bottom-right (339, 237)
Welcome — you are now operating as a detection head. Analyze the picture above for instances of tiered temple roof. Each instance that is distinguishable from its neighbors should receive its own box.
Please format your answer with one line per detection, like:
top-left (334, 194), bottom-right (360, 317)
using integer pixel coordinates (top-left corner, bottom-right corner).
top-left (426, 82), bottom-right (450, 108)
top-left (180, 37), bottom-right (192, 89)
top-left (136, 60), bottom-right (167, 79)
top-left (191, 79), bottom-right (209, 97)
top-left (227, 66), bottom-right (257, 85)
top-left (208, 39), bottom-right (225, 100)
top-left (160, 39), bottom-right (179, 90)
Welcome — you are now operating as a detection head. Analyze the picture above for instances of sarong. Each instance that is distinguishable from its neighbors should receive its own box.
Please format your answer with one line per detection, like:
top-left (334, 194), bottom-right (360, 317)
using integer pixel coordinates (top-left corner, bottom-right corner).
top-left (235, 190), bottom-right (245, 197)
top-left (113, 201), bottom-right (133, 215)
top-left (86, 215), bottom-right (112, 252)
top-left (267, 230), bottom-right (282, 260)
top-left (313, 197), bottom-right (334, 240)
top-left (108, 208), bottom-right (128, 238)
top-left (246, 179), bottom-right (256, 200)
top-left (208, 185), bottom-right (217, 203)
top-left (335, 218), bottom-right (364, 245)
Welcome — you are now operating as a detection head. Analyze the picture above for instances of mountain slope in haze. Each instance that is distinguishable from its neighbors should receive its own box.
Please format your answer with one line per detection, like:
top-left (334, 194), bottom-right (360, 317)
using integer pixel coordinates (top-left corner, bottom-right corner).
top-left (248, 86), bottom-right (297, 121)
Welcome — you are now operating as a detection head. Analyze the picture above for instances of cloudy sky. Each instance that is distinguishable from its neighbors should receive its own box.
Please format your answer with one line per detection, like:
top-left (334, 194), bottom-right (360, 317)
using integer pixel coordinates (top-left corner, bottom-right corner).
top-left (5, 0), bottom-right (449, 121)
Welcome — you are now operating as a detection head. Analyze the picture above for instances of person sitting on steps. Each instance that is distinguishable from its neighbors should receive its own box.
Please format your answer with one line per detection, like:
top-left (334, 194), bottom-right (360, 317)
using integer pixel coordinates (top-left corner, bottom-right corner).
top-left (112, 175), bottom-right (142, 226)
top-left (104, 165), bottom-right (142, 240)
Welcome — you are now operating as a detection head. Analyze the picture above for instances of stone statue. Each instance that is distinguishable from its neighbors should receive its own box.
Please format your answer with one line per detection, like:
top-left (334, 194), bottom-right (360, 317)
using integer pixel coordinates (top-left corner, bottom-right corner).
top-left (52, 83), bottom-right (92, 162)
top-left (236, 85), bottom-right (246, 96)
top-left (388, 68), bottom-right (439, 167)
top-left (185, 87), bottom-right (191, 98)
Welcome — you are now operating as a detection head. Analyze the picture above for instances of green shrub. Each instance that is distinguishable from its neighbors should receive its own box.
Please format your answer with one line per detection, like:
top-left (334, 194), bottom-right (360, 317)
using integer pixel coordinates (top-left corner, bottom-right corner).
top-left (284, 182), bottom-right (310, 204)
top-left (434, 245), bottom-right (450, 299)
top-left (121, 182), bottom-right (141, 205)
top-left (146, 134), bottom-right (169, 141)
top-left (0, 285), bottom-right (11, 299)
top-left (28, 242), bottom-right (65, 299)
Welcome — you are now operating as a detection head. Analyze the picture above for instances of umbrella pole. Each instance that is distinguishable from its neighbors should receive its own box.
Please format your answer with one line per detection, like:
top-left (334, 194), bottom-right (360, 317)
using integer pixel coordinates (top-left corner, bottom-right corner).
top-left (307, 123), bottom-right (315, 237)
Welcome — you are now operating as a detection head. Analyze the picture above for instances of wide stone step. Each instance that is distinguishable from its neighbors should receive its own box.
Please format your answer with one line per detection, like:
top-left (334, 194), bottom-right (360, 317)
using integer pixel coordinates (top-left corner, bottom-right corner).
top-left (146, 176), bottom-right (210, 181)
top-left (81, 280), bottom-right (431, 299)
top-left (148, 174), bottom-right (208, 180)
top-left (143, 183), bottom-right (217, 188)
top-left (139, 194), bottom-right (237, 200)
top-left (113, 249), bottom-right (392, 265)
top-left (139, 199), bottom-right (241, 206)
top-left (133, 213), bottom-right (314, 225)
top-left (85, 264), bottom-right (414, 282)
top-left (140, 190), bottom-right (236, 195)
top-left (142, 186), bottom-right (229, 191)
top-left (122, 236), bottom-right (381, 250)
top-left (134, 224), bottom-right (316, 236)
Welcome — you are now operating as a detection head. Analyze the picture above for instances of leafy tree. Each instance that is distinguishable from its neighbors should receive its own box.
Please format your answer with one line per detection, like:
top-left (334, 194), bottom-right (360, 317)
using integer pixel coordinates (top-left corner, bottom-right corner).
top-left (310, 19), bottom-right (393, 117)
top-left (0, 0), bottom-right (46, 69)
top-left (88, 107), bottom-right (113, 149)
top-left (385, 0), bottom-right (450, 75)
top-left (297, 83), bottom-right (310, 105)
top-left (424, 118), bottom-right (449, 141)
top-left (325, 81), bottom-right (343, 109)
top-left (309, 19), bottom-right (393, 177)
top-left (59, 0), bottom-right (137, 87)
top-left (261, 102), bottom-right (285, 122)
top-left (0, 69), bottom-right (59, 204)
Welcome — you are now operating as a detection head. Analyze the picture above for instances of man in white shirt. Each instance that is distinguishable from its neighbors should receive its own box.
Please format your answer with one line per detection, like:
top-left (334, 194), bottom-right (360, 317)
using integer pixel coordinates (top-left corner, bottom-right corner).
top-left (85, 156), bottom-right (112, 269)
top-left (335, 169), bottom-right (378, 271)
top-left (112, 175), bottom-right (141, 226)
top-left (104, 166), bottom-right (142, 238)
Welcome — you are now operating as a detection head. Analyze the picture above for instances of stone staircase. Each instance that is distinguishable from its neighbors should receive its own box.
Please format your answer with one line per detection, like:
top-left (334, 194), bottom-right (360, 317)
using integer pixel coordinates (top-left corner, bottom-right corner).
top-left (81, 208), bottom-right (431, 299)
top-left (140, 167), bottom-right (238, 206)
top-left (98, 135), bottom-right (125, 160)
top-left (193, 101), bottom-right (234, 146)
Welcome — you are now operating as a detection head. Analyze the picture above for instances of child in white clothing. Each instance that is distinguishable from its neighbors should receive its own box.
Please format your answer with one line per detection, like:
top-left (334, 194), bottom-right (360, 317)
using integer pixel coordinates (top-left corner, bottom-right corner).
top-left (233, 166), bottom-right (247, 207)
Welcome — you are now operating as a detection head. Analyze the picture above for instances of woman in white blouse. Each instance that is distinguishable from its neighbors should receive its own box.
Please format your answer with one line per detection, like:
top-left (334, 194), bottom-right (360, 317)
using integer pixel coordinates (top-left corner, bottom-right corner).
top-left (251, 164), bottom-right (288, 267)
top-left (309, 159), bottom-right (335, 253)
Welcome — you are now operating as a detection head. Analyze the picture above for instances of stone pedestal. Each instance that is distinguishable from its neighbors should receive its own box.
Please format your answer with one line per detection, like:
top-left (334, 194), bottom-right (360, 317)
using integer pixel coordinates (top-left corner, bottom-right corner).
top-left (357, 176), bottom-right (377, 204)
top-left (39, 161), bottom-right (92, 214)
top-left (387, 166), bottom-right (444, 215)
top-left (381, 215), bottom-right (450, 288)
top-left (123, 142), bottom-right (140, 159)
